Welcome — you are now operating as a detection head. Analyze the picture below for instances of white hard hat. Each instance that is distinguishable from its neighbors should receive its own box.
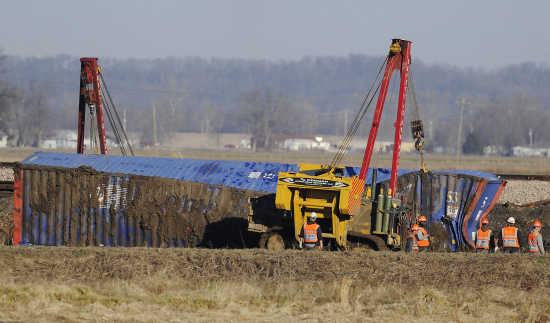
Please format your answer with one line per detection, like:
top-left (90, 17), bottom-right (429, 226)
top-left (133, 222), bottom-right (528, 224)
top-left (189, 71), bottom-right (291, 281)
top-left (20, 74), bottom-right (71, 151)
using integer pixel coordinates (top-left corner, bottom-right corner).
top-left (309, 212), bottom-right (318, 220)
top-left (506, 217), bottom-right (515, 224)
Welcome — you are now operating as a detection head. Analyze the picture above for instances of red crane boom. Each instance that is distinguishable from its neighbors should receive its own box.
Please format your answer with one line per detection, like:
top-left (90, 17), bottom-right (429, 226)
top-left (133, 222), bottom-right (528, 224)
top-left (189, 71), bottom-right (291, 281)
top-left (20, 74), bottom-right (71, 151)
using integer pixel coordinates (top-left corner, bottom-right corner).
top-left (359, 39), bottom-right (412, 197)
top-left (77, 57), bottom-right (108, 154)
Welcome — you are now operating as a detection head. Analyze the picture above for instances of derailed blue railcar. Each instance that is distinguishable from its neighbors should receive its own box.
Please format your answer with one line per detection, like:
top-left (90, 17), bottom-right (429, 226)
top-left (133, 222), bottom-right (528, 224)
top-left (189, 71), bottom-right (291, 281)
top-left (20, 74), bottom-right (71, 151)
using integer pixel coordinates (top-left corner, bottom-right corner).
top-left (12, 152), bottom-right (505, 250)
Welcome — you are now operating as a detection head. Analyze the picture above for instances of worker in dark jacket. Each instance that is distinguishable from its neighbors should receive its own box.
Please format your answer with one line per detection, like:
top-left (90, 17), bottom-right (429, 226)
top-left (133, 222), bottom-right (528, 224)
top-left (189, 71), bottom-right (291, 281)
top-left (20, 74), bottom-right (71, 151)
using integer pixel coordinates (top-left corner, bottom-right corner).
top-left (475, 218), bottom-right (495, 253)
top-left (499, 217), bottom-right (520, 253)
top-left (528, 220), bottom-right (545, 256)
top-left (299, 212), bottom-right (323, 250)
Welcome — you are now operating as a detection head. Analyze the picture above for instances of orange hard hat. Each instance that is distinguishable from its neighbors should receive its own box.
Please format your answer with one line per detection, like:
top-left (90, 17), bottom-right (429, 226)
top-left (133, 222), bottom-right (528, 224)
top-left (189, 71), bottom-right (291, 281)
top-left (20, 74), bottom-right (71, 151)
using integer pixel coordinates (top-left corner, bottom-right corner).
top-left (418, 215), bottom-right (427, 223)
top-left (481, 218), bottom-right (489, 225)
top-left (533, 220), bottom-right (542, 228)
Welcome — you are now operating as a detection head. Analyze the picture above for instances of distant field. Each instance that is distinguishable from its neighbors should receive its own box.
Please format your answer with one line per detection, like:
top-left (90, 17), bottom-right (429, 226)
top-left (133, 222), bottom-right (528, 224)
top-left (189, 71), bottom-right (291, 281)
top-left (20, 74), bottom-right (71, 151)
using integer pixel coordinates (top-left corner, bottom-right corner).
top-left (1, 147), bottom-right (549, 174)
top-left (0, 247), bottom-right (548, 322)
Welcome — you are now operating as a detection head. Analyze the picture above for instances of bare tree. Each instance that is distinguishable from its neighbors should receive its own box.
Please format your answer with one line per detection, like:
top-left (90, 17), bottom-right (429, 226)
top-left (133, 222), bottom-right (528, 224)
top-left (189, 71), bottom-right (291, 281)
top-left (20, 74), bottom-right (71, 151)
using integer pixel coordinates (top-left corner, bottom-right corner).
top-left (11, 86), bottom-right (49, 147)
top-left (239, 89), bottom-right (318, 151)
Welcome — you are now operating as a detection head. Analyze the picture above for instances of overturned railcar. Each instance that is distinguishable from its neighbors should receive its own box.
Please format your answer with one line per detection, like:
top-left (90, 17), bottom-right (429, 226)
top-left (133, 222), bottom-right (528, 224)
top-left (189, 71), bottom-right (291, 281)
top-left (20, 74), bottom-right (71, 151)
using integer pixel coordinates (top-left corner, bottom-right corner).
top-left (11, 152), bottom-right (505, 250)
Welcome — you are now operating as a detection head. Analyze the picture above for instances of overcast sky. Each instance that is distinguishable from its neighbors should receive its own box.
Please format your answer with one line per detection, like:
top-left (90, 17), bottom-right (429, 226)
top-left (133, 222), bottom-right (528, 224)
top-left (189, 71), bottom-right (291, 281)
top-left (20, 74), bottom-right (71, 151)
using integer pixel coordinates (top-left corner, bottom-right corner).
top-left (1, 0), bottom-right (548, 68)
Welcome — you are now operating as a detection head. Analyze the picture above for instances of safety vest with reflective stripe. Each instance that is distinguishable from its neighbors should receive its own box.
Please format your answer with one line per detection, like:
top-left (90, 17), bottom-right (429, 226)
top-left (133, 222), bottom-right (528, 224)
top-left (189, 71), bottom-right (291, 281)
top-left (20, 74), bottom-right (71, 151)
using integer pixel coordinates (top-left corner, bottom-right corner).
top-left (303, 223), bottom-right (319, 243)
top-left (415, 227), bottom-right (430, 247)
top-left (528, 231), bottom-right (540, 253)
top-left (502, 226), bottom-right (519, 248)
top-left (476, 229), bottom-right (492, 249)
top-left (407, 232), bottom-right (419, 252)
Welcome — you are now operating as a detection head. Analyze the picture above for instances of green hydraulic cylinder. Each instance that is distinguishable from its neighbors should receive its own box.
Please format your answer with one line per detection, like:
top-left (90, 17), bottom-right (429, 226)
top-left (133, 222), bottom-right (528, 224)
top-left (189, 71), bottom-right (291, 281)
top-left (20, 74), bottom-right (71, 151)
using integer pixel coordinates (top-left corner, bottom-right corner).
top-left (382, 188), bottom-right (392, 233)
top-left (376, 188), bottom-right (384, 233)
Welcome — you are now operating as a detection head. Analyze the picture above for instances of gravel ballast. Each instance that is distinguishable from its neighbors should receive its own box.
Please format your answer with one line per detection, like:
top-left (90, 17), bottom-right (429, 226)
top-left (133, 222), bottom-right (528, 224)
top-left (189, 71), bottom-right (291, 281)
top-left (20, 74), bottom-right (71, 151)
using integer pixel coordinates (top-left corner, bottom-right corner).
top-left (498, 180), bottom-right (550, 205)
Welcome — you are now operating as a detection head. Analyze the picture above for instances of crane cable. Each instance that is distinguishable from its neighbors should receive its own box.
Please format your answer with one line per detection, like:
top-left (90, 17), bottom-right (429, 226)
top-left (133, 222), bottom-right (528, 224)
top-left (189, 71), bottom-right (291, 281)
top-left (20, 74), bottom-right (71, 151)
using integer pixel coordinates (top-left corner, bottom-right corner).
top-left (329, 56), bottom-right (388, 168)
top-left (100, 84), bottom-right (127, 156)
top-left (99, 72), bottom-right (135, 156)
top-left (100, 75), bottom-right (132, 156)
top-left (407, 67), bottom-right (426, 172)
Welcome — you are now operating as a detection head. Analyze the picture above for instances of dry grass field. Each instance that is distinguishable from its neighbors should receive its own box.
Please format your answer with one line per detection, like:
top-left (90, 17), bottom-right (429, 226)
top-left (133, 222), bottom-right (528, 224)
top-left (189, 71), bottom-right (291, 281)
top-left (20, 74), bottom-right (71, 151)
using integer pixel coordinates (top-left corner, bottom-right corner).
top-left (0, 247), bottom-right (548, 322)
top-left (1, 148), bottom-right (549, 322)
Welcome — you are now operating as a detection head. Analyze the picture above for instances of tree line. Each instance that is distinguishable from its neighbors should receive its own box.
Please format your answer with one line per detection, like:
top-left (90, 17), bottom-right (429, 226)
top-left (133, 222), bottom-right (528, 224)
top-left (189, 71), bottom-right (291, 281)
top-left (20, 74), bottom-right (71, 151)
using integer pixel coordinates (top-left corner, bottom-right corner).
top-left (0, 52), bottom-right (549, 153)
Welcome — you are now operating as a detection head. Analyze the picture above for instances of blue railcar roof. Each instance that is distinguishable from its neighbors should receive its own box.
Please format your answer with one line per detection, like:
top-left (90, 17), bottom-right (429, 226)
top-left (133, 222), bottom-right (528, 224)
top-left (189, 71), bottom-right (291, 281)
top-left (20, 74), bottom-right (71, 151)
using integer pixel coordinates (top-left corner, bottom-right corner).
top-left (21, 152), bottom-right (501, 193)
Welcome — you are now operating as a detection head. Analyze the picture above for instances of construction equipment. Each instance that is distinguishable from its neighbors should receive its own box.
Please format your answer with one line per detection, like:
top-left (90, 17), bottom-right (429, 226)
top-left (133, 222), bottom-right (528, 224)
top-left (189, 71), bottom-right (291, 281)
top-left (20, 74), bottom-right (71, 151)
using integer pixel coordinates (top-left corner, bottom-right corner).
top-left (249, 39), bottom-right (420, 250)
top-left (78, 58), bottom-right (134, 156)
top-left (9, 43), bottom-right (507, 250)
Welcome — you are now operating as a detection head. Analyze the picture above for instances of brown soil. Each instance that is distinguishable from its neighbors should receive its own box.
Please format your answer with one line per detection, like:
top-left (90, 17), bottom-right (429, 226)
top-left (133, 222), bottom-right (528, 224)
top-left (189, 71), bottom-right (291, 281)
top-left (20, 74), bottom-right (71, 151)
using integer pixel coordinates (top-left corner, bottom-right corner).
top-left (16, 165), bottom-right (256, 248)
top-left (0, 197), bottom-right (12, 245)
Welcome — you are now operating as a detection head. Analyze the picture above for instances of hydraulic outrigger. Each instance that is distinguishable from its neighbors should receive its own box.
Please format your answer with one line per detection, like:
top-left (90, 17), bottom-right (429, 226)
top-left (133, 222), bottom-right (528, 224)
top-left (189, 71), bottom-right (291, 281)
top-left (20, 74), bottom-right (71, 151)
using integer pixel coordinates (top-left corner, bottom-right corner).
top-left (249, 39), bottom-right (425, 250)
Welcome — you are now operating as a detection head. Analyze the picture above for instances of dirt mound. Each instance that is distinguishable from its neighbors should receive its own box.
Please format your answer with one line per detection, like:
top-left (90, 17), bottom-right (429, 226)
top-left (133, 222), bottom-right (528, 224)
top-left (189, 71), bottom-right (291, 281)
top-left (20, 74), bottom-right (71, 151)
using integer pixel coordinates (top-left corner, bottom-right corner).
top-left (0, 197), bottom-right (12, 245)
top-left (15, 165), bottom-right (253, 248)
top-left (0, 247), bottom-right (548, 291)
top-left (489, 203), bottom-right (550, 250)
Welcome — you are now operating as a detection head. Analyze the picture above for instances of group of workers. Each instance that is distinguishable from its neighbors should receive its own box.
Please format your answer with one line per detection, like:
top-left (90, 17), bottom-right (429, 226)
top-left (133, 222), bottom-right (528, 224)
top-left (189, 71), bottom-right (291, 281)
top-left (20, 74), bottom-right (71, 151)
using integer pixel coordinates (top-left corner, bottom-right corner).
top-left (474, 216), bottom-right (545, 255)
top-left (299, 211), bottom-right (545, 254)
top-left (406, 215), bottom-right (545, 255)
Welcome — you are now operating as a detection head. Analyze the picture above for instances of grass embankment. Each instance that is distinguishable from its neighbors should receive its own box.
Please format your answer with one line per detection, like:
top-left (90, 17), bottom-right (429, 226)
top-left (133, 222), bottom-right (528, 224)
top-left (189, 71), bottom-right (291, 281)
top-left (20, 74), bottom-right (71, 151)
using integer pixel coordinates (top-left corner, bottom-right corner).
top-left (0, 247), bottom-right (548, 322)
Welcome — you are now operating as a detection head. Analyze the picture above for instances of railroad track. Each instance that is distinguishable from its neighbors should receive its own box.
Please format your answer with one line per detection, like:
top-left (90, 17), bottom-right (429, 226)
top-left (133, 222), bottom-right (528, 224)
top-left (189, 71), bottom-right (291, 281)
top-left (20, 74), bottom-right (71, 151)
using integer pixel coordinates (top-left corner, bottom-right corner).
top-left (495, 174), bottom-right (550, 181)
top-left (0, 181), bottom-right (13, 198)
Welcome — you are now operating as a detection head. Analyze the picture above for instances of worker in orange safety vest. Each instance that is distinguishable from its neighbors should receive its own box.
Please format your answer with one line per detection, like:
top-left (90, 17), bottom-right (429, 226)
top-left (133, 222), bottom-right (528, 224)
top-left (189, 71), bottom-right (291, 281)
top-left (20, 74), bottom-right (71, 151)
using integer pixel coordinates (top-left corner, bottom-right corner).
top-left (299, 212), bottom-right (323, 250)
top-left (405, 224), bottom-right (420, 253)
top-left (414, 216), bottom-right (430, 252)
top-left (499, 217), bottom-right (520, 253)
top-left (475, 218), bottom-right (494, 253)
top-left (528, 220), bottom-right (545, 256)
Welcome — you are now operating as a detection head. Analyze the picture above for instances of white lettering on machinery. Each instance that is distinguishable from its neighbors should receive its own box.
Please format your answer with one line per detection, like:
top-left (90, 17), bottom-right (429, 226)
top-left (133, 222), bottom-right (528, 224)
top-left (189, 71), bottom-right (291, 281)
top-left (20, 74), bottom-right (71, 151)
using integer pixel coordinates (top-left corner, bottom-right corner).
top-left (279, 177), bottom-right (348, 188)
top-left (480, 197), bottom-right (488, 209)
top-left (446, 191), bottom-right (459, 219)
top-left (248, 172), bottom-right (261, 179)
top-left (262, 173), bottom-right (276, 180)
top-left (97, 178), bottom-right (128, 210)
top-left (475, 210), bottom-right (483, 221)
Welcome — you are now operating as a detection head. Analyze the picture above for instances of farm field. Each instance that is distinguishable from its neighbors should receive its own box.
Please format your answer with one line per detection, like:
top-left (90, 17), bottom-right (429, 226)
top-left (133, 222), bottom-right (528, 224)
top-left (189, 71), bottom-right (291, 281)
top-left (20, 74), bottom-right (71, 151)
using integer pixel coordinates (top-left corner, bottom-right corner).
top-left (1, 147), bottom-right (549, 174)
top-left (0, 247), bottom-right (548, 322)
top-left (1, 148), bottom-right (549, 322)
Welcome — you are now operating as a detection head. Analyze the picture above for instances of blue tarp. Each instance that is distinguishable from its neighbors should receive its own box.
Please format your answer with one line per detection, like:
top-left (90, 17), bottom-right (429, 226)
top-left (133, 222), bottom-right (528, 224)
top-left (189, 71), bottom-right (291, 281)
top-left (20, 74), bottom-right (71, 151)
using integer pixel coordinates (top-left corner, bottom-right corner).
top-left (22, 152), bottom-right (498, 193)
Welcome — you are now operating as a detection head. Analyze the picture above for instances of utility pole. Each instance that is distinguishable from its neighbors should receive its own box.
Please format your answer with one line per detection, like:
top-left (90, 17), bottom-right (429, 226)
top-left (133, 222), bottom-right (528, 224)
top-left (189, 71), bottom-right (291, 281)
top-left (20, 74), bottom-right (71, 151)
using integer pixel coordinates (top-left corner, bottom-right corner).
top-left (456, 97), bottom-right (470, 167)
top-left (529, 128), bottom-right (533, 147)
top-left (152, 104), bottom-right (158, 145)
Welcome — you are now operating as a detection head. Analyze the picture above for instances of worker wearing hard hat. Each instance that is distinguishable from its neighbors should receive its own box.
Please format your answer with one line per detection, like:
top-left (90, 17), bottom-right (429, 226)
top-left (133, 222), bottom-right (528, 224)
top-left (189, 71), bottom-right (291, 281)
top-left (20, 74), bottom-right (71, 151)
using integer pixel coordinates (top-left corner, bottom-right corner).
top-left (499, 217), bottom-right (521, 253)
top-left (405, 224), bottom-right (420, 252)
top-left (528, 220), bottom-right (545, 256)
top-left (299, 212), bottom-right (323, 250)
top-left (475, 218), bottom-right (494, 253)
top-left (414, 216), bottom-right (430, 252)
